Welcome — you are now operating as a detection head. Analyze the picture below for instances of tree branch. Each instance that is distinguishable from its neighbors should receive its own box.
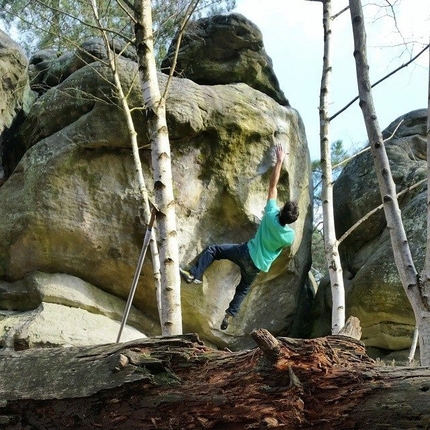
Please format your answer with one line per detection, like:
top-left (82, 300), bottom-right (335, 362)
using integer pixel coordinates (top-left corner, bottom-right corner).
top-left (160, 0), bottom-right (201, 103)
top-left (332, 6), bottom-right (350, 20)
top-left (330, 43), bottom-right (429, 121)
top-left (115, 0), bottom-right (136, 24)
top-left (33, 0), bottom-right (135, 44)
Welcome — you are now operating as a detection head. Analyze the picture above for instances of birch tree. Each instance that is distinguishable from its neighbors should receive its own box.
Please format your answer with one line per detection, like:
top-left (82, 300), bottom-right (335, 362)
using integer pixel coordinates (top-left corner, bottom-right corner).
top-left (318, 0), bottom-right (345, 334)
top-left (4, 0), bottom-right (232, 336)
top-left (87, 0), bottom-right (162, 325)
top-left (312, 140), bottom-right (350, 284)
top-left (132, 0), bottom-right (182, 335)
top-left (348, 0), bottom-right (430, 365)
top-left (422, 39), bottom-right (430, 363)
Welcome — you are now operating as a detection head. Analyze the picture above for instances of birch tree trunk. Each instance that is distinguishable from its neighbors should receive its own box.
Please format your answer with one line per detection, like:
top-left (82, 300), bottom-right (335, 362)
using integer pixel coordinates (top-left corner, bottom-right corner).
top-left (426, 51), bottom-right (430, 274)
top-left (319, 0), bottom-right (345, 334)
top-left (88, 0), bottom-right (162, 325)
top-left (422, 39), bottom-right (430, 364)
top-left (133, 0), bottom-right (182, 335)
top-left (348, 0), bottom-right (430, 365)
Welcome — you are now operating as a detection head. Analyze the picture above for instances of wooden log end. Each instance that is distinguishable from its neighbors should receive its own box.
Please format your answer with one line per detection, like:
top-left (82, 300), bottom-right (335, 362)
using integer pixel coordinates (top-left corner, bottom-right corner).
top-left (251, 329), bottom-right (281, 360)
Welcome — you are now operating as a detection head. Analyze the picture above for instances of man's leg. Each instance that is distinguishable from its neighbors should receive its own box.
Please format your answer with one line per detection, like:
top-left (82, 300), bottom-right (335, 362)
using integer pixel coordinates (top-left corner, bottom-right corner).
top-left (226, 260), bottom-right (259, 317)
top-left (183, 242), bottom-right (259, 330)
top-left (225, 280), bottom-right (252, 317)
top-left (221, 243), bottom-right (259, 329)
top-left (221, 278), bottom-right (255, 330)
top-left (189, 243), bottom-right (240, 281)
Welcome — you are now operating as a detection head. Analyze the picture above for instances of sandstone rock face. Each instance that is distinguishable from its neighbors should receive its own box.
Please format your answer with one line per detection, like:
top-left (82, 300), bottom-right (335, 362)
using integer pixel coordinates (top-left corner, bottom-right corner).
top-left (0, 30), bottom-right (34, 179)
top-left (161, 13), bottom-right (289, 107)
top-left (0, 30), bottom-right (29, 134)
top-left (0, 18), bottom-right (312, 351)
top-left (311, 109), bottom-right (427, 351)
top-left (28, 38), bottom-right (137, 94)
top-left (0, 272), bottom-right (147, 349)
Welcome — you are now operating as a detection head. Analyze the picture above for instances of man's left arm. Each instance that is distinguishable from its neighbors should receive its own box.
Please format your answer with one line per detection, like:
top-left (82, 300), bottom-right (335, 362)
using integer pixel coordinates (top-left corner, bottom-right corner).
top-left (268, 143), bottom-right (286, 201)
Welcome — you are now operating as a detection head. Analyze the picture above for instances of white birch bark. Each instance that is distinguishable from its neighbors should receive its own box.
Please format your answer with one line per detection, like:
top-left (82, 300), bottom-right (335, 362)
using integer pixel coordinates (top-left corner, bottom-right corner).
top-left (425, 49), bottom-right (430, 276)
top-left (421, 40), bottom-right (430, 365)
top-left (88, 0), bottom-right (162, 325)
top-left (134, 0), bottom-right (182, 335)
top-left (319, 0), bottom-right (345, 334)
top-left (349, 0), bottom-right (430, 365)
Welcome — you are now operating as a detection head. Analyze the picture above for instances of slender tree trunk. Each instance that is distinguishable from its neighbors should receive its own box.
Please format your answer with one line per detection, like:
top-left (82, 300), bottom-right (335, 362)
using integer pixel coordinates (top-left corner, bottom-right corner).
top-left (88, 0), bottom-right (162, 325)
top-left (133, 0), bottom-right (182, 335)
top-left (348, 0), bottom-right (430, 365)
top-left (319, 0), bottom-right (345, 334)
top-left (422, 38), bottom-right (430, 364)
top-left (425, 47), bottom-right (430, 275)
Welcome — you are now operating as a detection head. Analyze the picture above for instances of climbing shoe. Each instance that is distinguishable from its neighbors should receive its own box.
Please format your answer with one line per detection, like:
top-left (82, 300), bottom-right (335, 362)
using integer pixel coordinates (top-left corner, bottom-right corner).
top-left (220, 313), bottom-right (233, 330)
top-left (179, 268), bottom-right (202, 284)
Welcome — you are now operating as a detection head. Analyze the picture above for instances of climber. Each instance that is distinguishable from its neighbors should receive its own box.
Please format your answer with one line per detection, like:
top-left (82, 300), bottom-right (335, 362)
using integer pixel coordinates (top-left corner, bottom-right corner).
top-left (180, 143), bottom-right (299, 330)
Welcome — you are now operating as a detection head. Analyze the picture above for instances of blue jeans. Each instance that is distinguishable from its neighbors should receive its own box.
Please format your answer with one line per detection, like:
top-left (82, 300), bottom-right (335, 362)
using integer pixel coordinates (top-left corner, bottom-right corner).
top-left (190, 242), bottom-right (260, 317)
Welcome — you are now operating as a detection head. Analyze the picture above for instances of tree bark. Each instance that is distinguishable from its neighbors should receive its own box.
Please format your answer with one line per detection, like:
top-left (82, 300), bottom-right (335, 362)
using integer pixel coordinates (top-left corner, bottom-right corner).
top-left (422, 34), bottom-right (430, 367)
top-left (88, 0), bottom-right (162, 332)
top-left (1, 330), bottom-right (429, 429)
top-left (348, 0), bottom-right (430, 365)
top-left (134, 0), bottom-right (182, 335)
top-left (318, 0), bottom-right (346, 335)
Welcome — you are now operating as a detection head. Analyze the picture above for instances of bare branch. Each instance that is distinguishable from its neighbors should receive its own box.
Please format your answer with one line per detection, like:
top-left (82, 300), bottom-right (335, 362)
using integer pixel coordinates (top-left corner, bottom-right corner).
top-left (332, 118), bottom-right (404, 169)
top-left (338, 177), bottom-right (426, 246)
top-left (115, 0), bottom-right (136, 24)
top-left (332, 6), bottom-right (350, 20)
top-left (160, 0), bottom-right (200, 102)
top-left (330, 43), bottom-right (429, 121)
top-left (335, 117), bottom-right (408, 245)
top-left (32, 0), bottom-right (134, 44)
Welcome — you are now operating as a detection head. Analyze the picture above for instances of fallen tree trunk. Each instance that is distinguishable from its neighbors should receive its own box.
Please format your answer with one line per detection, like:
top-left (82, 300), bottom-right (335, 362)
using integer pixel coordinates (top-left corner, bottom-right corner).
top-left (0, 330), bottom-right (429, 429)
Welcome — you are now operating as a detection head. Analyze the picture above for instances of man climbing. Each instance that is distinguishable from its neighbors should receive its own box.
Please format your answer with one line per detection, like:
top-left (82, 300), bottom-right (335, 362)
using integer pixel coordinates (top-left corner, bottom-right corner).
top-left (180, 143), bottom-right (299, 330)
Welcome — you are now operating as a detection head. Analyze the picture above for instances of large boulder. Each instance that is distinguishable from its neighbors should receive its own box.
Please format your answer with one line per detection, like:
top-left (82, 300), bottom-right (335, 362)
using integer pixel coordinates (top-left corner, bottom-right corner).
top-left (161, 13), bottom-right (289, 107)
top-left (28, 37), bottom-right (137, 94)
top-left (0, 16), bottom-right (312, 351)
top-left (0, 271), bottom-right (148, 349)
top-left (0, 30), bottom-right (30, 134)
top-left (0, 30), bottom-right (34, 179)
top-left (310, 109), bottom-right (427, 352)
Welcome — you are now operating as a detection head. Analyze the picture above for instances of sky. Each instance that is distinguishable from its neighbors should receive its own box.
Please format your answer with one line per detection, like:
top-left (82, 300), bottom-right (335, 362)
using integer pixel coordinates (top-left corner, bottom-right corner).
top-left (232, 0), bottom-right (429, 160)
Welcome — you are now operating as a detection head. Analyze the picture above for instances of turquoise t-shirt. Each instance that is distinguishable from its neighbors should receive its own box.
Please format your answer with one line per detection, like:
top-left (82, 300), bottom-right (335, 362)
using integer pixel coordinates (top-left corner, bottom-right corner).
top-left (247, 199), bottom-right (295, 272)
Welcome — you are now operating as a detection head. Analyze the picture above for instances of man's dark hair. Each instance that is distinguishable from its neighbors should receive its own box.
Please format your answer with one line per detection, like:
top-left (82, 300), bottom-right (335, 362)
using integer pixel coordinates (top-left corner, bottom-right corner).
top-left (279, 201), bottom-right (299, 226)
